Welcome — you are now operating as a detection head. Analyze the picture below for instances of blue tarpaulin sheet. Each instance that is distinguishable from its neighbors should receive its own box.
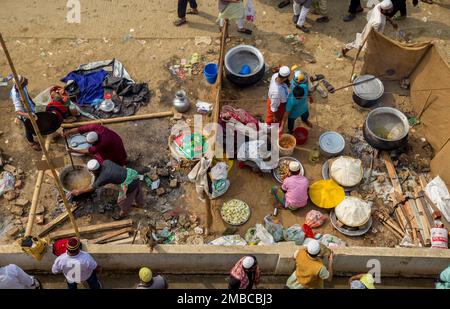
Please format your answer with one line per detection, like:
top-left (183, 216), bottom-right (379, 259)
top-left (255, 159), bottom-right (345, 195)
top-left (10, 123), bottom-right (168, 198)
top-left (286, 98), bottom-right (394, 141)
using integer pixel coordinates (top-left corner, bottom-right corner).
top-left (61, 70), bottom-right (108, 105)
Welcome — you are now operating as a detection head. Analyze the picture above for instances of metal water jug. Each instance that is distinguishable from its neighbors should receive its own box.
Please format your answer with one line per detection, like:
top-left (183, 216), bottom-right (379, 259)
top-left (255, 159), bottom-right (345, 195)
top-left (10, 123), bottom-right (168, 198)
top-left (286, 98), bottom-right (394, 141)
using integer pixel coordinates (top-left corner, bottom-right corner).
top-left (173, 90), bottom-right (190, 113)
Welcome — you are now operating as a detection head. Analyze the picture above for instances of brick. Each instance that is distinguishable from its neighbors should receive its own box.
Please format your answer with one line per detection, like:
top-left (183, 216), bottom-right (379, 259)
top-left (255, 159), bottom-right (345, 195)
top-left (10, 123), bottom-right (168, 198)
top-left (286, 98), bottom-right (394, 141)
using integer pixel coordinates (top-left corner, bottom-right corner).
top-left (6, 226), bottom-right (21, 238)
top-left (156, 188), bottom-right (165, 196)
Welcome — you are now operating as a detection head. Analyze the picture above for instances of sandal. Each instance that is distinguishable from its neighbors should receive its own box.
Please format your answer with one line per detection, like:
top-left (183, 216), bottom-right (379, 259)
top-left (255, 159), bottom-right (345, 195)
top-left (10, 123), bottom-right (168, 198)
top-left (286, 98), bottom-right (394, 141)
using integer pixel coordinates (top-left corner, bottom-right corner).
top-left (173, 18), bottom-right (187, 27)
top-left (238, 28), bottom-right (252, 35)
top-left (30, 143), bottom-right (42, 151)
top-left (112, 212), bottom-right (128, 221)
top-left (187, 8), bottom-right (199, 15)
top-left (310, 74), bottom-right (325, 82)
top-left (321, 79), bottom-right (335, 93)
top-left (278, 0), bottom-right (291, 9)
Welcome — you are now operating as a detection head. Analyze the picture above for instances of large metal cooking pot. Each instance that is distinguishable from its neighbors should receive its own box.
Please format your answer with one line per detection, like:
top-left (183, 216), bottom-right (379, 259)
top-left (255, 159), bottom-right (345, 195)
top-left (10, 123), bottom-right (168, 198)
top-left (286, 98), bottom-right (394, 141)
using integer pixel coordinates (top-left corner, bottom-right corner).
top-left (363, 107), bottom-right (409, 150)
top-left (224, 45), bottom-right (265, 87)
top-left (59, 164), bottom-right (95, 193)
top-left (352, 75), bottom-right (384, 108)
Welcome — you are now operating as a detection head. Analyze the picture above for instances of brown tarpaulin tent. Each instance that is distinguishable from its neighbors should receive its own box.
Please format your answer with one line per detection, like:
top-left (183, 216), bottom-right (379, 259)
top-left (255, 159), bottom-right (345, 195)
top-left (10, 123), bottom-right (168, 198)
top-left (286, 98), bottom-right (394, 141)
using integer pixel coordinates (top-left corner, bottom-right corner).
top-left (361, 30), bottom-right (450, 186)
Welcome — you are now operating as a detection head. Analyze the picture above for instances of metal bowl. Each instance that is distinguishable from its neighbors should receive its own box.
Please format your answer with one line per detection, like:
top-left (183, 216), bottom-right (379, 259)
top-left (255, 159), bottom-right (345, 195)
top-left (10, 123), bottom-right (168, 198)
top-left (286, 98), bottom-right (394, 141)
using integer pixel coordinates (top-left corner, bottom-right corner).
top-left (59, 164), bottom-right (95, 193)
top-left (272, 157), bottom-right (304, 184)
top-left (363, 107), bottom-right (409, 150)
top-left (224, 45), bottom-right (265, 86)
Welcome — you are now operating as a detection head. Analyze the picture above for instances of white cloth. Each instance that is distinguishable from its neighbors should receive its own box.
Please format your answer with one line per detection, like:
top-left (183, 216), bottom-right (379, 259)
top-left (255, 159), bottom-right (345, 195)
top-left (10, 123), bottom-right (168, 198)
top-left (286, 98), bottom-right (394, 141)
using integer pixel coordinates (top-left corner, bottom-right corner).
top-left (293, 0), bottom-right (312, 27)
top-left (188, 157), bottom-right (212, 200)
top-left (425, 176), bottom-right (450, 222)
top-left (52, 251), bottom-right (98, 283)
top-left (345, 3), bottom-right (387, 50)
top-left (268, 73), bottom-right (289, 112)
top-left (10, 85), bottom-right (36, 119)
top-left (0, 264), bottom-right (35, 289)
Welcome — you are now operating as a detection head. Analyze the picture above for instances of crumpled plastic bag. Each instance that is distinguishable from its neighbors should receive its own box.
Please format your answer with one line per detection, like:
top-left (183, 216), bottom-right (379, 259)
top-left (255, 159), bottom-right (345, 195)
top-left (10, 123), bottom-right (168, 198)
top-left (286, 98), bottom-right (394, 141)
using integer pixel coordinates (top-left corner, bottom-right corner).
top-left (255, 224), bottom-right (275, 245)
top-left (321, 234), bottom-right (346, 248)
top-left (305, 210), bottom-right (328, 228)
top-left (264, 215), bottom-right (284, 242)
top-left (210, 162), bottom-right (230, 199)
top-left (283, 224), bottom-right (305, 245)
top-left (0, 172), bottom-right (15, 196)
top-left (245, 226), bottom-right (259, 245)
top-left (209, 235), bottom-right (247, 246)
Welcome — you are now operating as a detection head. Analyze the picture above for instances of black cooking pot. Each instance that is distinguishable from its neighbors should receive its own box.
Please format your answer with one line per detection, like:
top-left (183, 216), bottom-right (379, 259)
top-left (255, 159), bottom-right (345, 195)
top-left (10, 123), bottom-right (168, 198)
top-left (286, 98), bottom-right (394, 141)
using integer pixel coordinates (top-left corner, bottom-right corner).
top-left (352, 75), bottom-right (384, 108)
top-left (35, 112), bottom-right (62, 135)
top-left (224, 45), bottom-right (265, 87)
top-left (363, 107), bottom-right (409, 150)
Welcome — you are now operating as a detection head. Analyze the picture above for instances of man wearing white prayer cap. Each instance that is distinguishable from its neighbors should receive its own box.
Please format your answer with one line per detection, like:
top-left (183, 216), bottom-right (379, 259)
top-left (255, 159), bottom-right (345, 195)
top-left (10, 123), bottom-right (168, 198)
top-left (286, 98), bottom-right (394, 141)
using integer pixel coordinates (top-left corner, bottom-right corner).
top-left (342, 0), bottom-right (397, 57)
top-left (271, 160), bottom-right (309, 210)
top-left (63, 124), bottom-right (127, 166)
top-left (266, 66), bottom-right (291, 126)
top-left (70, 158), bottom-right (143, 220)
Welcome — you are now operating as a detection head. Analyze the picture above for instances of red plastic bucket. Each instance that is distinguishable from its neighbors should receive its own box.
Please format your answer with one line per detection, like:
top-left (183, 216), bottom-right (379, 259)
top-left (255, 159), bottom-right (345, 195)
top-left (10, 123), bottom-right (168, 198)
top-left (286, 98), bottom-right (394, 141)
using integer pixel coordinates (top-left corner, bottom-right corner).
top-left (293, 127), bottom-right (309, 145)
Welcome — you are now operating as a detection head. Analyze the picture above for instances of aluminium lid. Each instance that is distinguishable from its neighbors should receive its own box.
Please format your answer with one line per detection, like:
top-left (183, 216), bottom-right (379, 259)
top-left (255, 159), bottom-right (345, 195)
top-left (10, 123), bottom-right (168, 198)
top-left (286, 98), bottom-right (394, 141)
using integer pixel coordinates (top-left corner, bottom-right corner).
top-left (319, 131), bottom-right (345, 155)
top-left (353, 75), bottom-right (384, 101)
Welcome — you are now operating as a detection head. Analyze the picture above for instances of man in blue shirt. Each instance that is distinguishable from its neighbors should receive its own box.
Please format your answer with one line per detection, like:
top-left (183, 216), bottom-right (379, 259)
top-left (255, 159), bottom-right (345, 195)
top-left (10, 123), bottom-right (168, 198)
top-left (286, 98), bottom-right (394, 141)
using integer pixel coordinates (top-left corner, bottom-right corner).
top-left (280, 72), bottom-right (313, 133)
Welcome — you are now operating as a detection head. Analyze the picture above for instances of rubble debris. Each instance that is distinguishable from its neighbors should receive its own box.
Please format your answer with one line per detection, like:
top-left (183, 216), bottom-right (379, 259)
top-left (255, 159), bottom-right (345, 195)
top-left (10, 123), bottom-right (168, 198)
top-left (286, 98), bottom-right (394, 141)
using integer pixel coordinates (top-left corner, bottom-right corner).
top-left (3, 164), bottom-right (16, 174)
top-left (3, 190), bottom-right (18, 201)
top-left (35, 215), bottom-right (44, 225)
top-left (169, 178), bottom-right (178, 188)
top-left (15, 198), bottom-right (29, 207)
top-left (156, 188), bottom-right (166, 196)
top-left (6, 226), bottom-right (21, 238)
top-left (14, 180), bottom-right (24, 190)
top-left (10, 206), bottom-right (24, 216)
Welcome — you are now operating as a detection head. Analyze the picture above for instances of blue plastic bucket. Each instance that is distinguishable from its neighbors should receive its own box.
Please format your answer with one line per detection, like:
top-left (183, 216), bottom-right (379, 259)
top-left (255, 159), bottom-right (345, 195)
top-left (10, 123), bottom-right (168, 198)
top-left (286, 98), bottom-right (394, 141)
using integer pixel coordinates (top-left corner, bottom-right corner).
top-left (203, 63), bottom-right (218, 84)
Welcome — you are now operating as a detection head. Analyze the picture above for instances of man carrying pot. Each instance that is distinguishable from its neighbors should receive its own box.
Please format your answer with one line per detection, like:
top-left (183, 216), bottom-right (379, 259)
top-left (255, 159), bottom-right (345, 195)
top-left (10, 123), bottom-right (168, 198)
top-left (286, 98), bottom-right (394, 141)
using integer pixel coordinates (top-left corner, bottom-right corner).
top-left (70, 159), bottom-right (144, 220)
top-left (63, 124), bottom-right (127, 166)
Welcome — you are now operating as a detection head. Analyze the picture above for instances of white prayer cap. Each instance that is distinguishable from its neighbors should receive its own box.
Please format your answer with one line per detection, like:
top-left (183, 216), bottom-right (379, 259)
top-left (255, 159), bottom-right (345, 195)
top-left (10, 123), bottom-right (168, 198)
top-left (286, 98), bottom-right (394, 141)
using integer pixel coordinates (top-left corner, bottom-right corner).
top-left (87, 159), bottom-right (100, 171)
top-left (242, 256), bottom-right (255, 269)
top-left (278, 66), bottom-right (291, 78)
top-left (86, 132), bottom-right (98, 143)
top-left (380, 0), bottom-right (393, 10)
top-left (289, 161), bottom-right (301, 172)
top-left (307, 239), bottom-right (321, 256)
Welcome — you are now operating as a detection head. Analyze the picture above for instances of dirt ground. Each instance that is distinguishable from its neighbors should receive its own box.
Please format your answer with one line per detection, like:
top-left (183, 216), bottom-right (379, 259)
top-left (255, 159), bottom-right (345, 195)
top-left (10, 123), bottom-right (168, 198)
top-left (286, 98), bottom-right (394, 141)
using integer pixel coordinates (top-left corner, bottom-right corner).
top-left (0, 1), bottom-right (449, 246)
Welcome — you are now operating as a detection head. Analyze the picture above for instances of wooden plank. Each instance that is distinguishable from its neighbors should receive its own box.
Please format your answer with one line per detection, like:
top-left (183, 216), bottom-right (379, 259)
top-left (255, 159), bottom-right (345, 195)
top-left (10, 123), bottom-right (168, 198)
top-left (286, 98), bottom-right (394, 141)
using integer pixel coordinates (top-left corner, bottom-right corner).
top-left (48, 219), bottom-right (132, 239)
top-left (106, 236), bottom-right (134, 245)
top-left (89, 227), bottom-right (134, 244)
top-left (414, 187), bottom-right (432, 246)
top-left (408, 200), bottom-right (425, 246)
top-left (101, 233), bottom-right (131, 243)
top-left (61, 111), bottom-right (174, 129)
top-left (38, 204), bottom-right (81, 237)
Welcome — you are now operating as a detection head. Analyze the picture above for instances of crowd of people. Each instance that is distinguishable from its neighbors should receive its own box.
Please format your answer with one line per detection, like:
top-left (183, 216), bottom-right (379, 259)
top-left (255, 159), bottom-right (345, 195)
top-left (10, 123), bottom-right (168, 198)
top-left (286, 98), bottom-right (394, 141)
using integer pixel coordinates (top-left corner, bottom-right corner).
top-left (174, 0), bottom-right (432, 33)
top-left (1, 241), bottom-right (448, 289)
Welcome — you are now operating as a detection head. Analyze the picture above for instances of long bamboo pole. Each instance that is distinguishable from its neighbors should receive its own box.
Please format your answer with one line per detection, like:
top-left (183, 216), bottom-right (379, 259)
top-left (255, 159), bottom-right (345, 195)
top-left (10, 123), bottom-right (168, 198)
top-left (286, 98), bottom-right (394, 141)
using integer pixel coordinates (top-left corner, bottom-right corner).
top-left (25, 135), bottom-right (52, 237)
top-left (0, 33), bottom-right (80, 239)
top-left (61, 111), bottom-right (174, 129)
top-left (206, 21), bottom-right (228, 236)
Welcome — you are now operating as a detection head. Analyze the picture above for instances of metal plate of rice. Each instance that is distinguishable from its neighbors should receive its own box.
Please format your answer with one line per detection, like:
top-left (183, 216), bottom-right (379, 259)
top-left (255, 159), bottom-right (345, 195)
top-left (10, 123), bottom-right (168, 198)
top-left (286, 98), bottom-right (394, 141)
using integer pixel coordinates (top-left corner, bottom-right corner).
top-left (220, 199), bottom-right (251, 226)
